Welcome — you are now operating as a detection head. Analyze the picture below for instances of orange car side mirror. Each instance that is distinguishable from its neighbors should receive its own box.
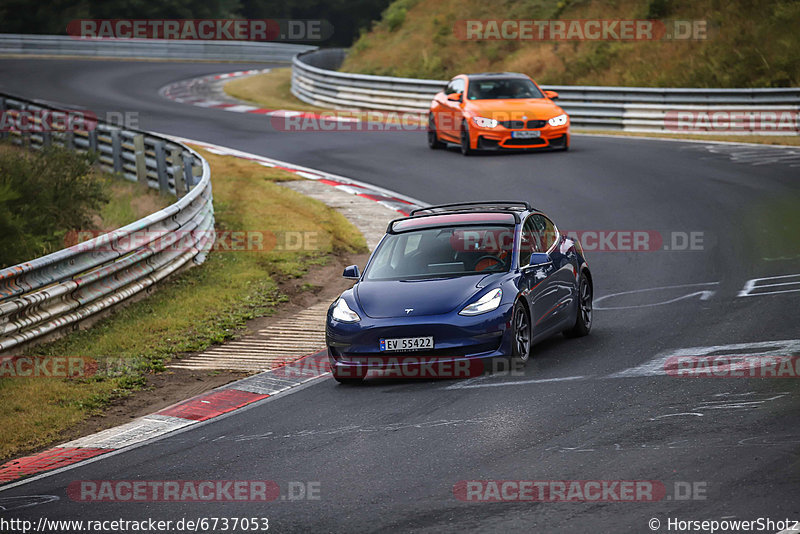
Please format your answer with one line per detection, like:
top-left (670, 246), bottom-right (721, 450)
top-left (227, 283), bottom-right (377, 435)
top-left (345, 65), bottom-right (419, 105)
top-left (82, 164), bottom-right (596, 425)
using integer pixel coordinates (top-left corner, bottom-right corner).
top-left (544, 90), bottom-right (559, 100)
top-left (447, 92), bottom-right (463, 102)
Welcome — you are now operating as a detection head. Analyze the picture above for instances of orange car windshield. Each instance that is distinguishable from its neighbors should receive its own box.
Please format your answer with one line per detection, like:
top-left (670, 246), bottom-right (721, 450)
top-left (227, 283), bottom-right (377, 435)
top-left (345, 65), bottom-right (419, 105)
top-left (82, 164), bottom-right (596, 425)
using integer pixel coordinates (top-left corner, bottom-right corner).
top-left (467, 78), bottom-right (544, 100)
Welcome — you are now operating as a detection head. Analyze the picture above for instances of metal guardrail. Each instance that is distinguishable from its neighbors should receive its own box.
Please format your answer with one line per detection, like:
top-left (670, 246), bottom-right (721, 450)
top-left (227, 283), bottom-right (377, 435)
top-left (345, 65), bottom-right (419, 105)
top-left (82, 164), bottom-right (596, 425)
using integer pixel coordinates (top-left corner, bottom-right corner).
top-left (0, 34), bottom-right (316, 62)
top-left (0, 93), bottom-right (215, 353)
top-left (292, 48), bottom-right (800, 134)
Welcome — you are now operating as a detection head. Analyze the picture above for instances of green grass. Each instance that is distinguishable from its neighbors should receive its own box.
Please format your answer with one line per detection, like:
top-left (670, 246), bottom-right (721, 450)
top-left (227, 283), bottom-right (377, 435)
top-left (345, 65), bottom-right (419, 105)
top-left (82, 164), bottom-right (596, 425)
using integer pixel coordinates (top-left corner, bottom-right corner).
top-left (224, 68), bottom-right (330, 112)
top-left (341, 0), bottom-right (800, 88)
top-left (223, 69), bottom-right (426, 125)
top-left (747, 195), bottom-right (800, 263)
top-left (0, 142), bottom-right (172, 267)
top-left (98, 178), bottom-right (171, 231)
top-left (0, 148), bottom-right (367, 462)
top-left (0, 143), bottom-right (108, 268)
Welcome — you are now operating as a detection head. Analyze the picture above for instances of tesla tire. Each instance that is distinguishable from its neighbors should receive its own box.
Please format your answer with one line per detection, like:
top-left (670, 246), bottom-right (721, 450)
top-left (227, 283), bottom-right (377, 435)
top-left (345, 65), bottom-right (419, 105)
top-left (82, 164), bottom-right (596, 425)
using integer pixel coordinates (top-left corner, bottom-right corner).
top-left (564, 272), bottom-right (592, 338)
top-left (511, 301), bottom-right (531, 364)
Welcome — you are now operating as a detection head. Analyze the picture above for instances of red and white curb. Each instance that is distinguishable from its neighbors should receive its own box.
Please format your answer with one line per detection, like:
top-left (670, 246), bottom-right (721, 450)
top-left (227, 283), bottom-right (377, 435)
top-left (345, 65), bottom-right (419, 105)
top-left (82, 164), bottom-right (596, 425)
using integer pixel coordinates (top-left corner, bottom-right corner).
top-left (176, 138), bottom-right (426, 215)
top-left (0, 352), bottom-right (329, 487)
top-left (159, 69), bottom-right (359, 124)
top-left (0, 141), bottom-right (425, 489)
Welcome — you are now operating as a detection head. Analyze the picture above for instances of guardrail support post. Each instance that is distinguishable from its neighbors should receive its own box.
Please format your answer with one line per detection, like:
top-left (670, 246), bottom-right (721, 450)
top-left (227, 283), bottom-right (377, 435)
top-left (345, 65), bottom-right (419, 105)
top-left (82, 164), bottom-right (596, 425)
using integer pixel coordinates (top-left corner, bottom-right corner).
top-left (182, 154), bottom-right (195, 189)
top-left (88, 128), bottom-right (98, 153)
top-left (133, 134), bottom-right (147, 185)
top-left (0, 97), bottom-right (7, 141)
top-left (172, 147), bottom-right (186, 197)
top-left (19, 103), bottom-right (29, 148)
top-left (110, 130), bottom-right (123, 173)
top-left (154, 140), bottom-right (169, 193)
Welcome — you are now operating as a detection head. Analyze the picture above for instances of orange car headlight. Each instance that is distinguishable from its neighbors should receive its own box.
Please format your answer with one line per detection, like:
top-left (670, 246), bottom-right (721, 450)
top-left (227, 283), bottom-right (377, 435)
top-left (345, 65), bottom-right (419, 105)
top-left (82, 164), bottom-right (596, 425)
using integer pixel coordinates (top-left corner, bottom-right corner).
top-left (472, 116), bottom-right (499, 128)
top-left (548, 114), bottom-right (569, 127)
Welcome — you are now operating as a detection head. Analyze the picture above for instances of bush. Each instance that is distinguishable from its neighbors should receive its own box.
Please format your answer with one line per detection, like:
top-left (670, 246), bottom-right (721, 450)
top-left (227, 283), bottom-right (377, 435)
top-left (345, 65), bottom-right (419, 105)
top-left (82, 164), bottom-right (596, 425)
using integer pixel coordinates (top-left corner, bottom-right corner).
top-left (379, 0), bottom-right (420, 32)
top-left (0, 145), bottom-right (108, 268)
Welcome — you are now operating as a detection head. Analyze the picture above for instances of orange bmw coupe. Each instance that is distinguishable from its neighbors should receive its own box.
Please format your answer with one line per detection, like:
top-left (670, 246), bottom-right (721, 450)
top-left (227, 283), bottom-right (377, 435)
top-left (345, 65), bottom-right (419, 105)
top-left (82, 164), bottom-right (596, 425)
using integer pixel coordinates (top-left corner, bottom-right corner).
top-left (428, 72), bottom-right (569, 155)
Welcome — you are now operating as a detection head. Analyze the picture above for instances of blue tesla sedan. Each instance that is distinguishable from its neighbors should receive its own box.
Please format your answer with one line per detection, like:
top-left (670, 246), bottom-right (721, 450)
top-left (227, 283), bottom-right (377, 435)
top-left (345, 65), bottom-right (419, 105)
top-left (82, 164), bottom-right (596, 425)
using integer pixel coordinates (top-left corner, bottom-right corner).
top-left (326, 201), bottom-right (593, 383)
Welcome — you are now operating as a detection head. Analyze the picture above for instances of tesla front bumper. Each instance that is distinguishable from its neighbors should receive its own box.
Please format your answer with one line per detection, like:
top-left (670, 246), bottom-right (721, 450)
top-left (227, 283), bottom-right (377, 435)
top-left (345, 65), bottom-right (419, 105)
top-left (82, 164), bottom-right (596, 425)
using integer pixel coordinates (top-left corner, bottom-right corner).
top-left (326, 304), bottom-right (514, 378)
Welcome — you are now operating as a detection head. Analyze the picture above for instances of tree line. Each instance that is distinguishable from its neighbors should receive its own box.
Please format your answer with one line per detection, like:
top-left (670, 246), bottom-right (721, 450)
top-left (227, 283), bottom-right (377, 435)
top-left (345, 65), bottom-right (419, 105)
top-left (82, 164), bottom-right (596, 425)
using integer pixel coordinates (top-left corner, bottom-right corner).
top-left (0, 0), bottom-right (393, 46)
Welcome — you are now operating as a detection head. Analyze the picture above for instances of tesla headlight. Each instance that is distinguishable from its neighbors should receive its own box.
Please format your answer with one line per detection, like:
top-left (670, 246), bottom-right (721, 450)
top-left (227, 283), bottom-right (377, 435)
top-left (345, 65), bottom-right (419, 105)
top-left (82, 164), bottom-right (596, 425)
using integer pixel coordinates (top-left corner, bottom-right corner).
top-left (459, 288), bottom-right (503, 316)
top-left (472, 116), bottom-right (499, 128)
top-left (548, 113), bottom-right (568, 127)
top-left (332, 298), bottom-right (360, 322)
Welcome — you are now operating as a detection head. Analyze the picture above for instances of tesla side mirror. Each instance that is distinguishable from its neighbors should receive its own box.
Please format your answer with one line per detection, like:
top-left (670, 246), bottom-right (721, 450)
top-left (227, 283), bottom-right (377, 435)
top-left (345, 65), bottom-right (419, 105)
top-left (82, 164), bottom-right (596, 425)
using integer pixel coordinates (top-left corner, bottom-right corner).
top-left (447, 92), bottom-right (463, 102)
top-left (342, 265), bottom-right (360, 280)
top-left (544, 90), bottom-right (559, 100)
top-left (528, 252), bottom-right (551, 266)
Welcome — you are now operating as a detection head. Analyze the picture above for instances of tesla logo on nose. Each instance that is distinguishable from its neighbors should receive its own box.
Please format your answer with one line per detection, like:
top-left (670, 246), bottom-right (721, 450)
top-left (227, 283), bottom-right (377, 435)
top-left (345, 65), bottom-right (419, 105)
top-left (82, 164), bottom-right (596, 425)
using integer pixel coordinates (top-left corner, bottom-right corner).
top-left (405, 308), bottom-right (414, 314)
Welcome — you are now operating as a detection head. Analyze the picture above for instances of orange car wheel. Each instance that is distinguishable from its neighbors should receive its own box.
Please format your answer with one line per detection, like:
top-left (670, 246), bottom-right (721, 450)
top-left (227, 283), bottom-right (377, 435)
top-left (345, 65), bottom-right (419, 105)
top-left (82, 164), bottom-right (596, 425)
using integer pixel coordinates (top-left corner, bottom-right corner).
top-left (460, 120), bottom-right (473, 156)
top-left (427, 113), bottom-right (445, 150)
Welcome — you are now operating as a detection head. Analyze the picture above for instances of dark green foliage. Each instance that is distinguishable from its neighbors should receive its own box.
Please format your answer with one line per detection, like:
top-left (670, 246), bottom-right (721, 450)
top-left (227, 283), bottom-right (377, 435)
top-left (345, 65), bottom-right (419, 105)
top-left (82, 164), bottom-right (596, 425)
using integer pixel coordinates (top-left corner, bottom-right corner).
top-left (0, 0), bottom-right (393, 47)
top-left (647, 0), bottom-right (673, 19)
top-left (0, 145), bottom-right (108, 268)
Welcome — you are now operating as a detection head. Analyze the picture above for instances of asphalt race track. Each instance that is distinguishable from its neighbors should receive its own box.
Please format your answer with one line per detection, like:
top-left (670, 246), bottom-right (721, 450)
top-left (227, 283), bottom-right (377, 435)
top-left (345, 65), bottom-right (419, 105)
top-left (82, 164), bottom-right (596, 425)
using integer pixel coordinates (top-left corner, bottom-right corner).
top-left (1, 58), bottom-right (798, 533)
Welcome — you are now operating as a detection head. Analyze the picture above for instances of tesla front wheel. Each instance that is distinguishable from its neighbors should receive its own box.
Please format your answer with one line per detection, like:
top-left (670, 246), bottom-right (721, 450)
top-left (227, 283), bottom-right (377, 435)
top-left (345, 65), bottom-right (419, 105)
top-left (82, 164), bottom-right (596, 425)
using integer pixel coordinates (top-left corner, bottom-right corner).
top-left (564, 272), bottom-right (592, 338)
top-left (511, 301), bottom-right (531, 364)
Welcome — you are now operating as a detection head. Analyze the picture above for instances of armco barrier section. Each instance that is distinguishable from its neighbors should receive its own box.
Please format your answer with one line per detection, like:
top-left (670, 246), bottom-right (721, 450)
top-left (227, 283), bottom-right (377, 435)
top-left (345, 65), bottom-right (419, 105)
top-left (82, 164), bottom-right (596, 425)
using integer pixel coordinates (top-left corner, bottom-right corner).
top-left (0, 34), bottom-right (315, 62)
top-left (0, 93), bottom-right (215, 353)
top-left (292, 48), bottom-right (800, 134)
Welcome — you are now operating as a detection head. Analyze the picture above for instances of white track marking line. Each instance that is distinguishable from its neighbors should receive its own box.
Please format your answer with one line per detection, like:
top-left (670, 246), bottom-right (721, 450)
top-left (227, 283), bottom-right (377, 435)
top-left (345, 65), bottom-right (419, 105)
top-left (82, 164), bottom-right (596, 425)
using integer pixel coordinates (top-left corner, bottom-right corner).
top-left (594, 282), bottom-right (719, 310)
top-left (223, 104), bottom-right (259, 112)
top-left (446, 375), bottom-right (587, 389)
top-left (607, 339), bottom-right (800, 378)
top-left (738, 273), bottom-right (800, 297)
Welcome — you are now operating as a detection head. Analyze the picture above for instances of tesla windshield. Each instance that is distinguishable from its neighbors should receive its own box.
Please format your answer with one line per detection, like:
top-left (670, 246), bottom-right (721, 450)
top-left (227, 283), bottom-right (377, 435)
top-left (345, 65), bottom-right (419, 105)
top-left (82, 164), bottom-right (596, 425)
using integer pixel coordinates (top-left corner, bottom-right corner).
top-left (467, 78), bottom-right (544, 100)
top-left (364, 225), bottom-right (516, 280)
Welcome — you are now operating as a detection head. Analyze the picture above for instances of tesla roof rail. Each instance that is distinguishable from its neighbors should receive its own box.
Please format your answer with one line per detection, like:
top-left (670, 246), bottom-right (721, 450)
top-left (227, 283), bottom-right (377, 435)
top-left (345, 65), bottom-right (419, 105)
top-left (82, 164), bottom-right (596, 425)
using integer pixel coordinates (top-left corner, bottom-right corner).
top-left (410, 201), bottom-right (533, 216)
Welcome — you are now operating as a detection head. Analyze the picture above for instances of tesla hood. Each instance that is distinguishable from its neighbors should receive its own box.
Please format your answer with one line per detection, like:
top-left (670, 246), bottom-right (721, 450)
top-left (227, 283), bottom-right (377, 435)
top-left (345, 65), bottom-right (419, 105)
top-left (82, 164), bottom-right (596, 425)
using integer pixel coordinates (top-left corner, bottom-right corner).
top-left (355, 275), bottom-right (503, 318)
